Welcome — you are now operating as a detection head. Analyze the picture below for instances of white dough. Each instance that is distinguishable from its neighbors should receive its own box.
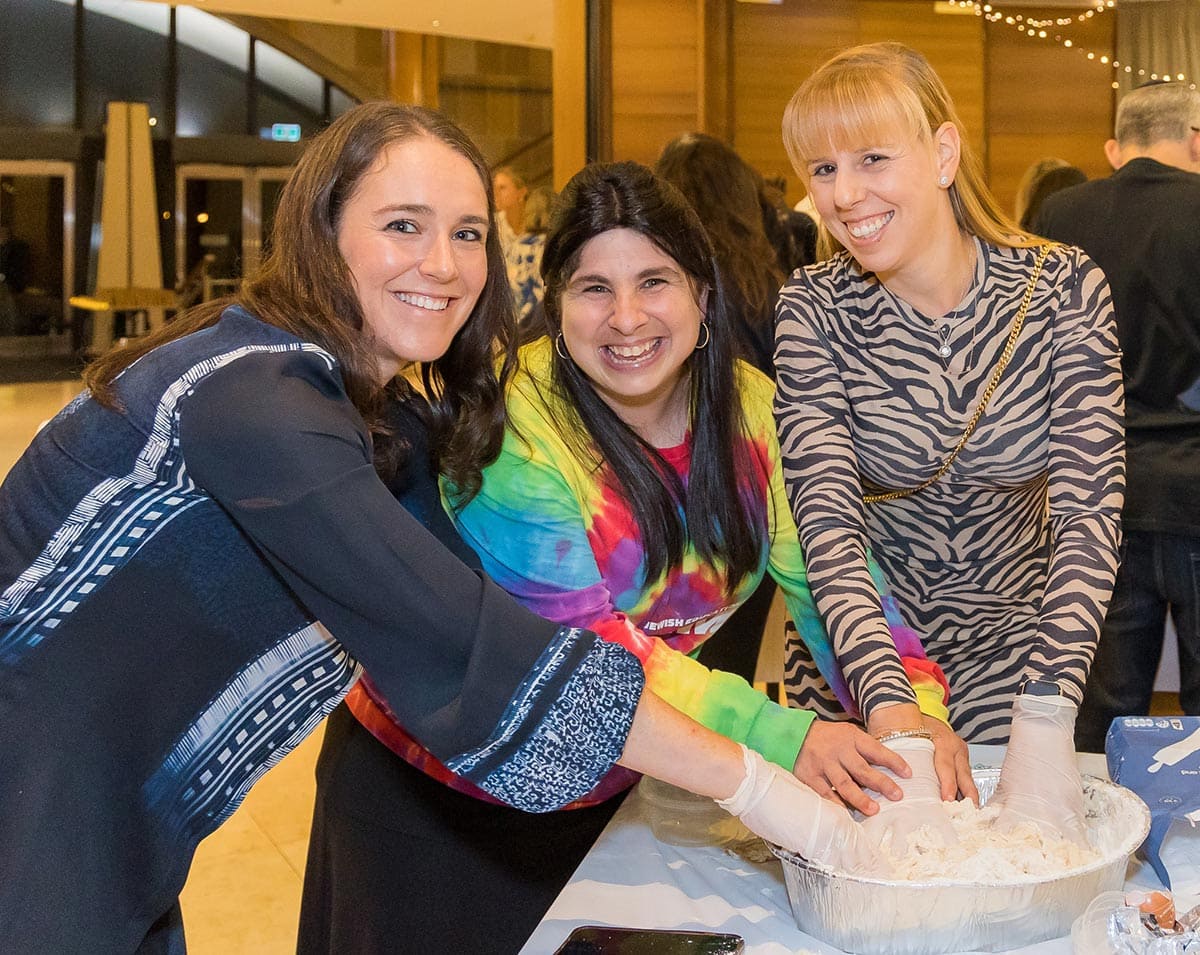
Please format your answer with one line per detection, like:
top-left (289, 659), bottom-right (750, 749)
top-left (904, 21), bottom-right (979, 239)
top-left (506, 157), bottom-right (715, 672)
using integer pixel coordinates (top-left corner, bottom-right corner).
top-left (880, 801), bottom-right (1101, 882)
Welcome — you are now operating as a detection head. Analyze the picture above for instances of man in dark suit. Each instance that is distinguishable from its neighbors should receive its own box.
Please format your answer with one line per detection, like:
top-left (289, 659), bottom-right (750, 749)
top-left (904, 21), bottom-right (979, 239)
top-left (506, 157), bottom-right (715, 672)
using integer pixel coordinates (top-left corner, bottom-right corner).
top-left (1034, 81), bottom-right (1200, 751)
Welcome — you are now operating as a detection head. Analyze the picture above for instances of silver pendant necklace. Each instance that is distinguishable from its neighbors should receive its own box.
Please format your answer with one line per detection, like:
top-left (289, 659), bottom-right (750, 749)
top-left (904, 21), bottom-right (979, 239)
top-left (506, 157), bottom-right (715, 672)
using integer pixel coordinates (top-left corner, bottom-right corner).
top-left (933, 248), bottom-right (983, 370)
top-left (937, 325), bottom-right (954, 360)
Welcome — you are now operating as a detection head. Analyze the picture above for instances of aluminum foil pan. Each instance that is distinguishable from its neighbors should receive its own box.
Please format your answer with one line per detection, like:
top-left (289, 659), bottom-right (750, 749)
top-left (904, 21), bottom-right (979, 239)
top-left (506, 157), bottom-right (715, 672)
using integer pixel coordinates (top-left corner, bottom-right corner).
top-left (770, 768), bottom-right (1150, 955)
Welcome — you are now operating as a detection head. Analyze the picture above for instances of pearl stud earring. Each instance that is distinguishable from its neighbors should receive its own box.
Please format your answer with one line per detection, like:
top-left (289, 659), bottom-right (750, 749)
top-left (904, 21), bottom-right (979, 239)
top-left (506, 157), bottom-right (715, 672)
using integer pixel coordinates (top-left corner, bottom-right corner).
top-left (939, 176), bottom-right (950, 187)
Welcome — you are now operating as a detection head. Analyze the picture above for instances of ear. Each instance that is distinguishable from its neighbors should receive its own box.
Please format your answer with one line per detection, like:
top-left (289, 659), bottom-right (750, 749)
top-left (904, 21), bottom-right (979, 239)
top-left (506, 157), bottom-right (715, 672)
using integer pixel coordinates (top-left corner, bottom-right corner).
top-left (933, 122), bottom-right (962, 184)
top-left (1104, 138), bottom-right (1123, 170)
top-left (697, 284), bottom-right (710, 316)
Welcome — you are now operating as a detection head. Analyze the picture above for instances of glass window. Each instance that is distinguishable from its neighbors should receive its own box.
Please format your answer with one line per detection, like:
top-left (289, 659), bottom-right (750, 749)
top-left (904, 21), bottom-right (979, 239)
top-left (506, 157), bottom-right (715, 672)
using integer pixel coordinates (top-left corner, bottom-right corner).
top-left (329, 86), bottom-right (358, 120)
top-left (254, 43), bottom-right (324, 139)
top-left (176, 6), bottom-right (249, 137)
top-left (0, 0), bottom-right (76, 129)
top-left (82, 0), bottom-right (170, 136)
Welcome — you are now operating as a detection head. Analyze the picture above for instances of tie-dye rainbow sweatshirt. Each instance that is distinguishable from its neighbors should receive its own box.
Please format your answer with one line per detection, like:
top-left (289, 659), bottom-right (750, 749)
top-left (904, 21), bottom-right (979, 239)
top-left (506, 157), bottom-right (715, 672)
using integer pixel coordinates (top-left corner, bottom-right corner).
top-left (349, 337), bottom-right (948, 808)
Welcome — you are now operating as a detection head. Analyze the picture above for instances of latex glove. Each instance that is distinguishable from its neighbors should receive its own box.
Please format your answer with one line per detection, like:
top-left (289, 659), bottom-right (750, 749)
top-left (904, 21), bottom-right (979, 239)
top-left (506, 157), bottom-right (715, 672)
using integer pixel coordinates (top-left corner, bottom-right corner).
top-left (990, 694), bottom-right (1088, 845)
top-left (717, 744), bottom-right (891, 876)
top-left (860, 738), bottom-right (958, 855)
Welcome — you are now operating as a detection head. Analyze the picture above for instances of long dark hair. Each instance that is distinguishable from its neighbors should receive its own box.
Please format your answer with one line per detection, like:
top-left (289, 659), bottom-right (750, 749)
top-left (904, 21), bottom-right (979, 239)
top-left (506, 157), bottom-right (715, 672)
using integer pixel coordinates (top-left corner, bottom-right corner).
top-left (84, 102), bottom-right (515, 498)
top-left (538, 161), bottom-right (766, 593)
top-left (655, 133), bottom-right (785, 341)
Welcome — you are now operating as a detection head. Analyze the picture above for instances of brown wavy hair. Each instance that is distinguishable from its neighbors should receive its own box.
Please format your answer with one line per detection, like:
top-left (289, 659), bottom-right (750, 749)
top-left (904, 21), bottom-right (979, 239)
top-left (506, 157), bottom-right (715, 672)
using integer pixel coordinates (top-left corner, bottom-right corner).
top-left (84, 102), bottom-right (515, 498)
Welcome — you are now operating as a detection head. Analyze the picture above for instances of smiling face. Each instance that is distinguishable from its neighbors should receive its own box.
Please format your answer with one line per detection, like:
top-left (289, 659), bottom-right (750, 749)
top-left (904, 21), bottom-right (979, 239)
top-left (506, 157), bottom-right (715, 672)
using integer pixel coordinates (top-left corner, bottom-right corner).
top-left (559, 227), bottom-right (706, 443)
top-left (336, 136), bottom-right (490, 383)
top-left (804, 121), bottom-right (960, 287)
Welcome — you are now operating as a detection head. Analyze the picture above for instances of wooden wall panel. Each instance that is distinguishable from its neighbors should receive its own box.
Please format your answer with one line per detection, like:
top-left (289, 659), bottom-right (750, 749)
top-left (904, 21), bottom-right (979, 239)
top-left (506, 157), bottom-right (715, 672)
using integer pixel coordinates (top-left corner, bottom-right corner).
top-left (610, 0), bottom-right (701, 165)
top-left (733, 0), bottom-right (857, 201)
top-left (858, 3), bottom-right (984, 162)
top-left (985, 6), bottom-right (1115, 217)
top-left (732, 0), bottom-right (983, 207)
top-left (552, 0), bottom-right (587, 190)
top-left (606, 0), bottom-right (1117, 220)
top-left (733, 1), bottom-right (1116, 217)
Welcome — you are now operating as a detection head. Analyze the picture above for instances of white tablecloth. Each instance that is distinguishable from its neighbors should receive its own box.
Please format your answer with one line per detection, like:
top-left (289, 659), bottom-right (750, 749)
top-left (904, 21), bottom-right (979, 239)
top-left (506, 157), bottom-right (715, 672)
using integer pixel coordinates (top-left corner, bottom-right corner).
top-left (520, 746), bottom-right (1166, 955)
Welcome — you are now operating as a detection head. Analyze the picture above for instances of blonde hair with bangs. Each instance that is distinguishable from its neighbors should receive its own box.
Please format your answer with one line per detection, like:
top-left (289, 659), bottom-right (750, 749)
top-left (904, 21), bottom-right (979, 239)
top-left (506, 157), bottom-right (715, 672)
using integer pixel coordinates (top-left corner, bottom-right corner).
top-left (783, 42), bottom-right (1035, 258)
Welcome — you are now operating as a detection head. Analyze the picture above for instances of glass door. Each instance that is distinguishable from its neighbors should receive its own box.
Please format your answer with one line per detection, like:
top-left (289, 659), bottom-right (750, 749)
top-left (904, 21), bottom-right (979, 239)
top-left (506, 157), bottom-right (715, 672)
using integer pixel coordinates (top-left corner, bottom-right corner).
top-left (174, 164), bottom-right (292, 308)
top-left (0, 161), bottom-right (75, 355)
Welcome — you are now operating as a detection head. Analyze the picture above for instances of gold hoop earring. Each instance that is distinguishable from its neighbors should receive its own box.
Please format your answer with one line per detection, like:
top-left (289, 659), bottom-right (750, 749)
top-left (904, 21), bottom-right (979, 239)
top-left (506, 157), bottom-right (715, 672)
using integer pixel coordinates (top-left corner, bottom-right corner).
top-left (554, 332), bottom-right (571, 362)
top-left (695, 322), bottom-right (711, 351)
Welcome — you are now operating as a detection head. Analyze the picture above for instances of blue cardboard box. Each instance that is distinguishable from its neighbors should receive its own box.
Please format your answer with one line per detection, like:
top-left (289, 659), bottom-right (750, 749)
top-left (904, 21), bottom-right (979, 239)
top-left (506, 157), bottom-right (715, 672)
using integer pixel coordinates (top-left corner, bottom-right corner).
top-left (1106, 716), bottom-right (1200, 901)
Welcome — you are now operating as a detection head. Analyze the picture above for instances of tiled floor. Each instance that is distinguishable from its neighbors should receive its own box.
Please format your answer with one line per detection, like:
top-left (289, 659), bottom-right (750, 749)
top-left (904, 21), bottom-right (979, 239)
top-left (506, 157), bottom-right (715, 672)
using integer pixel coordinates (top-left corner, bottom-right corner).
top-left (2, 376), bottom-right (1186, 954)
top-left (179, 729), bottom-right (321, 954)
top-left (1, 379), bottom-right (317, 954)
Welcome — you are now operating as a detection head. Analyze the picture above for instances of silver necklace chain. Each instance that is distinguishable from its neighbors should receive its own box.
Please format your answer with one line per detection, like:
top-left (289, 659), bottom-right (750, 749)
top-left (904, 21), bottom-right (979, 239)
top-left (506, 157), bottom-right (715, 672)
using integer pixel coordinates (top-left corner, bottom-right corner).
top-left (935, 287), bottom-right (981, 367)
top-left (933, 248), bottom-right (983, 371)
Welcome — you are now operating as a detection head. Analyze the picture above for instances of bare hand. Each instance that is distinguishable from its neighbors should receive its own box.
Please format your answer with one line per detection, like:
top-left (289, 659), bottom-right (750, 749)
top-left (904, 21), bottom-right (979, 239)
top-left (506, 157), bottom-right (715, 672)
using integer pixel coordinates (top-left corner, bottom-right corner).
top-left (924, 715), bottom-right (978, 805)
top-left (792, 721), bottom-right (910, 816)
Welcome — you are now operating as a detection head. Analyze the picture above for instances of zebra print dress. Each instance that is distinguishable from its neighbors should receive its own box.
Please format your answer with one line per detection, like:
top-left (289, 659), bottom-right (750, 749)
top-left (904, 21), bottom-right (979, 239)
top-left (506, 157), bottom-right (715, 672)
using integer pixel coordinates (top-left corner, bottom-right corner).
top-left (774, 239), bottom-right (1125, 743)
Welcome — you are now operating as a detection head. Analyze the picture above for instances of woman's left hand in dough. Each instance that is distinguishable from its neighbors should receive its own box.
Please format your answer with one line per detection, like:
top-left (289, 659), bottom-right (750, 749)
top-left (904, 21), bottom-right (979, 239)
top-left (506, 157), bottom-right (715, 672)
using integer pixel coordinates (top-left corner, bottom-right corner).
top-left (991, 694), bottom-right (1088, 845)
top-left (792, 721), bottom-right (911, 816)
top-left (924, 715), bottom-right (979, 805)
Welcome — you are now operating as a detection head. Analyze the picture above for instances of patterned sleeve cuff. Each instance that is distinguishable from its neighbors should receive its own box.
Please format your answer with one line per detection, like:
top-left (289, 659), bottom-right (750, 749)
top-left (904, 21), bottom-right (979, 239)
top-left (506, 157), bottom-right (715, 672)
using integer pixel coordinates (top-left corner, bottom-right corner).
top-left (444, 627), bottom-right (645, 812)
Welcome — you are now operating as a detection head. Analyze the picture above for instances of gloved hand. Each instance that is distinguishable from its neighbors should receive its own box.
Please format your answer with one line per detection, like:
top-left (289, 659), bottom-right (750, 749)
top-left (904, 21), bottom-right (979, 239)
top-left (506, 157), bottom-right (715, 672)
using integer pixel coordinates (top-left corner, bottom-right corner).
top-left (716, 744), bottom-right (891, 876)
top-left (990, 693), bottom-right (1088, 845)
top-left (859, 737), bottom-right (958, 855)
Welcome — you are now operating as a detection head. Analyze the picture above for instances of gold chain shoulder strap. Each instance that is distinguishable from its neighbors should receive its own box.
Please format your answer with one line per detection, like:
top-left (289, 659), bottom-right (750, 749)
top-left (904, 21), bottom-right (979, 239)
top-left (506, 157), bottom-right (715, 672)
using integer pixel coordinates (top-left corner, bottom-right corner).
top-left (863, 243), bottom-right (1052, 505)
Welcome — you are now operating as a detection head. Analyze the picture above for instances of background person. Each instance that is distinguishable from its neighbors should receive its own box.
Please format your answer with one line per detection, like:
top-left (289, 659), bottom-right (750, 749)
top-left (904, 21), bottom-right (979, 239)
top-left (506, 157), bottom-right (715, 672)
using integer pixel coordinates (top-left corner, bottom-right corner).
top-left (492, 164), bottom-right (528, 247)
top-left (655, 132), bottom-right (795, 685)
top-left (510, 183), bottom-right (554, 330)
top-left (656, 132), bottom-right (792, 376)
top-left (776, 42), bottom-right (1125, 843)
top-left (1017, 161), bottom-right (1087, 232)
top-left (1034, 81), bottom-right (1200, 751)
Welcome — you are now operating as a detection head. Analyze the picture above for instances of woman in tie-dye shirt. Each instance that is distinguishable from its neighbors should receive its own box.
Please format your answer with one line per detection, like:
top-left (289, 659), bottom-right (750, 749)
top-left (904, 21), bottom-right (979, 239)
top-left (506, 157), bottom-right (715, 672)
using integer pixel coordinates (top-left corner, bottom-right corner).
top-left (441, 163), bottom-right (956, 799)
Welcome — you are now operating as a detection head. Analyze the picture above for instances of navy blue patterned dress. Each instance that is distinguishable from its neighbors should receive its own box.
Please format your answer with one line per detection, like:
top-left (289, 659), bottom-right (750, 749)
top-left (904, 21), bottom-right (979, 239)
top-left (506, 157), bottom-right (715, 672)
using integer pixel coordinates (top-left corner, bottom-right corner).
top-left (0, 306), bottom-right (643, 953)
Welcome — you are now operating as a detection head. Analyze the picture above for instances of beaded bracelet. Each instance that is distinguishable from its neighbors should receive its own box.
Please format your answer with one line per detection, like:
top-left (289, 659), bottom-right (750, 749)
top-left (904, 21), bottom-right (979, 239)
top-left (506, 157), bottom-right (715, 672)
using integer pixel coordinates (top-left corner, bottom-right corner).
top-left (874, 728), bottom-right (934, 745)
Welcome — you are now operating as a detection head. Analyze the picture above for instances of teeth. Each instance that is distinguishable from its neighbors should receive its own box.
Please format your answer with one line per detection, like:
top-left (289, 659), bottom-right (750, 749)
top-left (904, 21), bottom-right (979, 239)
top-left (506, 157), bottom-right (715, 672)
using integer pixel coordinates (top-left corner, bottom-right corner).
top-left (848, 212), bottom-right (893, 239)
top-left (606, 340), bottom-right (658, 361)
top-left (396, 292), bottom-right (450, 311)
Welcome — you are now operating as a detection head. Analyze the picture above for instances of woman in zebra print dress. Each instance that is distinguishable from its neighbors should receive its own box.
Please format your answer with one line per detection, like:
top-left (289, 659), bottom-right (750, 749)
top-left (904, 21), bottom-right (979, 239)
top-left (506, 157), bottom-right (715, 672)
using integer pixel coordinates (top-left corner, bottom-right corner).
top-left (774, 43), bottom-right (1124, 844)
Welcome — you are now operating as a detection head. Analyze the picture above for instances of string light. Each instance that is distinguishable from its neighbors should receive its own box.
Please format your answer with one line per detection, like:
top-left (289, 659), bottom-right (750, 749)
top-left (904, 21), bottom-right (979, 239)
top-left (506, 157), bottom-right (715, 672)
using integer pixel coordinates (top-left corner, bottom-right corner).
top-left (948, 0), bottom-right (1196, 90)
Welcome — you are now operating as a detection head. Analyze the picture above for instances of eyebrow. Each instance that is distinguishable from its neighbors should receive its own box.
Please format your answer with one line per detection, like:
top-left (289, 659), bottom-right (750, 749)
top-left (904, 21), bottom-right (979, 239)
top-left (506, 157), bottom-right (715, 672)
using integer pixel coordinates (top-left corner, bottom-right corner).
top-left (570, 265), bottom-right (680, 285)
top-left (375, 203), bottom-right (489, 226)
top-left (808, 142), bottom-right (900, 164)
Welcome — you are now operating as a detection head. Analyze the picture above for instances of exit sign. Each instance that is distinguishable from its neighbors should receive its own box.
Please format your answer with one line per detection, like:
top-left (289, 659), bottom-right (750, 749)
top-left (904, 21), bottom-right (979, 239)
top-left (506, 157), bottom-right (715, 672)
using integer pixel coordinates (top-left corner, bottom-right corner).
top-left (270, 123), bottom-right (301, 142)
